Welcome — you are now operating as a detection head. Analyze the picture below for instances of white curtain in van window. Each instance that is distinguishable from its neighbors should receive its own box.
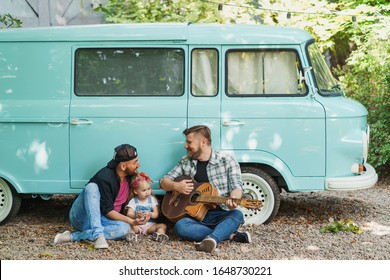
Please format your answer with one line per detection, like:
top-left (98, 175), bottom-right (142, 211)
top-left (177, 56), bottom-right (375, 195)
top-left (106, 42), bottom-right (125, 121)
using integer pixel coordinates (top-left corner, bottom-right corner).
top-left (192, 50), bottom-right (216, 96)
top-left (228, 51), bottom-right (298, 95)
top-left (228, 52), bottom-right (263, 95)
top-left (264, 52), bottom-right (297, 94)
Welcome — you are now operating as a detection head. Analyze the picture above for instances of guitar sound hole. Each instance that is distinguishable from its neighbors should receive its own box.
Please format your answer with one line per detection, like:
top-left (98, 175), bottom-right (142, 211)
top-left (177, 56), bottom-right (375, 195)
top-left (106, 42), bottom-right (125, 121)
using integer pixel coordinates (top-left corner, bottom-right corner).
top-left (190, 192), bottom-right (201, 205)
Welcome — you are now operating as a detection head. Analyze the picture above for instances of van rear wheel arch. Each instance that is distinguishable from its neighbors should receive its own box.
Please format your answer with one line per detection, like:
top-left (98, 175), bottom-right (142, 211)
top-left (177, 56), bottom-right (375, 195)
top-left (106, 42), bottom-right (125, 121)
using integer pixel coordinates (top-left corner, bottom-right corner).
top-left (0, 178), bottom-right (22, 225)
top-left (240, 165), bottom-right (281, 225)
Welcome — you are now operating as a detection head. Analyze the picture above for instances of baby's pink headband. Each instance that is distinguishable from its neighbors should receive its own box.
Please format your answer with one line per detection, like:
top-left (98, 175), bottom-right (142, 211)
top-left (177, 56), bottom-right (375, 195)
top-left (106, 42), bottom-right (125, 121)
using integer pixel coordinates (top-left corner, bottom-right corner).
top-left (131, 172), bottom-right (153, 189)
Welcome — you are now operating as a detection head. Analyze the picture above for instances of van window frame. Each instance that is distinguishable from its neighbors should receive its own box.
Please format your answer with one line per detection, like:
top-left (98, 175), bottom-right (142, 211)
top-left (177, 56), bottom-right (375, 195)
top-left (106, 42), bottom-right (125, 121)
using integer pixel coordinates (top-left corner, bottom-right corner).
top-left (305, 40), bottom-right (342, 97)
top-left (190, 48), bottom-right (219, 97)
top-left (225, 48), bottom-right (308, 97)
top-left (73, 47), bottom-right (186, 97)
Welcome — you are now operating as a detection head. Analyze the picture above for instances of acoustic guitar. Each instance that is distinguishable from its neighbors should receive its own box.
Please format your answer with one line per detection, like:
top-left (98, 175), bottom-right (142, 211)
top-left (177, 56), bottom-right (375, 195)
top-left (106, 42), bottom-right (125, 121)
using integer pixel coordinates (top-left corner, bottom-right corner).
top-left (161, 176), bottom-right (262, 222)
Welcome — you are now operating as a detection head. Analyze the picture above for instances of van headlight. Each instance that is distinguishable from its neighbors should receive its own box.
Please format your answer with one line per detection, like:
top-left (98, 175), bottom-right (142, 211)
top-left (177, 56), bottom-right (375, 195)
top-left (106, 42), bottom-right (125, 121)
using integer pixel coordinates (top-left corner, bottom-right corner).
top-left (362, 125), bottom-right (370, 164)
top-left (352, 125), bottom-right (370, 175)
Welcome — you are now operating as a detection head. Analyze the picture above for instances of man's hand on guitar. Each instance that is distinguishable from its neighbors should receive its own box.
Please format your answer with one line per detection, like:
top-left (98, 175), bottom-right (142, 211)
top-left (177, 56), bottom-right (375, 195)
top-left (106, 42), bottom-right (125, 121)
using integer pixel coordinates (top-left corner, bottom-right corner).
top-left (176, 179), bottom-right (194, 195)
top-left (226, 197), bottom-right (239, 210)
top-left (226, 188), bottom-right (243, 210)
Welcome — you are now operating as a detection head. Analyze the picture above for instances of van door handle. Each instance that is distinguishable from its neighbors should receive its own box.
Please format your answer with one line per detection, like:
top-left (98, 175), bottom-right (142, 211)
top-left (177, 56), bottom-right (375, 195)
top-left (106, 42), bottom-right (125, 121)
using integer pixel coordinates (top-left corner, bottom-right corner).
top-left (223, 121), bottom-right (246, 126)
top-left (70, 119), bottom-right (93, 125)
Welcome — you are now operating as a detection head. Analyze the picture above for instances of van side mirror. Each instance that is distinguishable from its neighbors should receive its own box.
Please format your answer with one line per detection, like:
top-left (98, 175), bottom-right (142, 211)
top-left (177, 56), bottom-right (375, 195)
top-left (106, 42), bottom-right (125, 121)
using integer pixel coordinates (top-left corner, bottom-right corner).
top-left (299, 69), bottom-right (304, 85)
top-left (303, 67), bottom-right (317, 97)
top-left (297, 69), bottom-right (306, 94)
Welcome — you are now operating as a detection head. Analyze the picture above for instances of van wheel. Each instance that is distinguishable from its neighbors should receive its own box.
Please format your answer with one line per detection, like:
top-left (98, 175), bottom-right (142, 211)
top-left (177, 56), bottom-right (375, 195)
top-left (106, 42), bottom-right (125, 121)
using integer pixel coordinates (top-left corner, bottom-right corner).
top-left (0, 179), bottom-right (21, 225)
top-left (240, 166), bottom-right (280, 225)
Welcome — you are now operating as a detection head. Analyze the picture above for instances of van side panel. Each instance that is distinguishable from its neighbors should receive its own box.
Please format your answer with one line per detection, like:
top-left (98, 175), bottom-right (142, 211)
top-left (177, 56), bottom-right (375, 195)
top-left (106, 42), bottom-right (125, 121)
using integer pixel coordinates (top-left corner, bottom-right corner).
top-left (0, 42), bottom-right (71, 193)
top-left (233, 150), bottom-right (325, 191)
top-left (320, 96), bottom-right (369, 177)
top-left (69, 96), bottom-right (187, 192)
top-left (221, 98), bottom-right (326, 176)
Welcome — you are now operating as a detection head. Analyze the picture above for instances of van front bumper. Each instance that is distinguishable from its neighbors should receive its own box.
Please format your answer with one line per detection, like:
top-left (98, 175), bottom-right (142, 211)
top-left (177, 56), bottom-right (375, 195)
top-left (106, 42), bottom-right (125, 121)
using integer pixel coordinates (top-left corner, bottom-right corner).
top-left (325, 163), bottom-right (378, 191)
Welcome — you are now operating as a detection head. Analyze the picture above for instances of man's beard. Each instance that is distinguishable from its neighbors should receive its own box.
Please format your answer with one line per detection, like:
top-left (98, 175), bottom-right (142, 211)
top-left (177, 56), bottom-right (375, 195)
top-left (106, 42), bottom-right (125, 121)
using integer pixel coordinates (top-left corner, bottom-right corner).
top-left (125, 167), bottom-right (137, 176)
top-left (187, 148), bottom-right (201, 160)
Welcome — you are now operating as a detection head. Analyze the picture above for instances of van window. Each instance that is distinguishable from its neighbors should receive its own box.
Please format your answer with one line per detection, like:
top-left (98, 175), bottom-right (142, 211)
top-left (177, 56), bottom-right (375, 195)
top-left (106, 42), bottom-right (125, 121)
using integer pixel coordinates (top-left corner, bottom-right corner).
top-left (191, 49), bottom-right (218, 96)
top-left (75, 48), bottom-right (184, 96)
top-left (227, 50), bottom-right (306, 96)
top-left (308, 43), bottom-right (341, 96)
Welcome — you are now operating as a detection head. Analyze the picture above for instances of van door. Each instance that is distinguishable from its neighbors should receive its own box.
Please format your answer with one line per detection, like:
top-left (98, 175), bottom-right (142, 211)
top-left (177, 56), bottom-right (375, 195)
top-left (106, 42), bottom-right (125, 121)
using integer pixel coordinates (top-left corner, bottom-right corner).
top-left (188, 47), bottom-right (221, 146)
top-left (69, 46), bottom-right (187, 191)
top-left (221, 47), bottom-right (326, 185)
top-left (0, 42), bottom-right (71, 194)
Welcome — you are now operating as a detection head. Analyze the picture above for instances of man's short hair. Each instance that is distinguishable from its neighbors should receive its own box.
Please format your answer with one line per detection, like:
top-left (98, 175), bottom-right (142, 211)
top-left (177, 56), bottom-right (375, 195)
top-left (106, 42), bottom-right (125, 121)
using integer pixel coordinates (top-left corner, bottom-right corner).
top-left (183, 125), bottom-right (212, 145)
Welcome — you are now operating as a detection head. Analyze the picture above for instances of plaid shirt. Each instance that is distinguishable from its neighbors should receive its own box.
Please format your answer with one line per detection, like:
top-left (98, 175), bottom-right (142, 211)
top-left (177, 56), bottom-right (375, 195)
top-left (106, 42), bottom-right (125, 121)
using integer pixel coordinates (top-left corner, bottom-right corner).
top-left (162, 150), bottom-right (243, 198)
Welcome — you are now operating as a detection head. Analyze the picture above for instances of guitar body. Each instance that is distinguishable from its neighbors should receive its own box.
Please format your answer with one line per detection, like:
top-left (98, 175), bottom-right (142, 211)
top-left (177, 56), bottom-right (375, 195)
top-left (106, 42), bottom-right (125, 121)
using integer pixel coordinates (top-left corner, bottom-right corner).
top-left (161, 176), bottom-right (219, 222)
top-left (161, 175), bottom-right (262, 222)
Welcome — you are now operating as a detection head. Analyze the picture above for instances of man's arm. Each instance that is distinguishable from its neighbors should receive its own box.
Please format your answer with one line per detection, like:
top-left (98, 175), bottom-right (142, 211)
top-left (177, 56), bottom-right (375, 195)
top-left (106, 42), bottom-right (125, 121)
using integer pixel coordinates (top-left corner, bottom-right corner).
top-left (160, 157), bottom-right (195, 194)
top-left (225, 154), bottom-right (244, 209)
top-left (160, 177), bottom-right (194, 195)
top-left (225, 188), bottom-right (243, 210)
top-left (230, 188), bottom-right (243, 199)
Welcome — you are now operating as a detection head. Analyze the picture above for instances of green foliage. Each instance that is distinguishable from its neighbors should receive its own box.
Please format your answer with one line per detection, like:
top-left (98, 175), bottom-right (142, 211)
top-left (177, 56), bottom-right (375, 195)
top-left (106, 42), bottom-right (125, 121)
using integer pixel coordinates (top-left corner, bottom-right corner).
top-left (0, 13), bottom-right (22, 28)
top-left (101, 0), bottom-right (222, 23)
top-left (93, 3), bottom-right (111, 15)
top-left (335, 62), bottom-right (390, 176)
top-left (320, 219), bottom-right (364, 234)
top-left (331, 2), bottom-right (390, 177)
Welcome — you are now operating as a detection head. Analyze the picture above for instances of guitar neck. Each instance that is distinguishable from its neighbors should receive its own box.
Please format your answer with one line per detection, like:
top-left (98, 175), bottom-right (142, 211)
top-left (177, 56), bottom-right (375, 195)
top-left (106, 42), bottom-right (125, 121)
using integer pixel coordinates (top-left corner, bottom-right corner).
top-left (195, 196), bottom-right (244, 206)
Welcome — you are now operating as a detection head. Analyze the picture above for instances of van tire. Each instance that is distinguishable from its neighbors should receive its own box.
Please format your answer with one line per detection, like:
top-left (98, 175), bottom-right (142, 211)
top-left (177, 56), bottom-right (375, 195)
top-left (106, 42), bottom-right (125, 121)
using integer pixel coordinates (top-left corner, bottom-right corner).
top-left (0, 179), bottom-right (21, 225)
top-left (240, 166), bottom-right (280, 225)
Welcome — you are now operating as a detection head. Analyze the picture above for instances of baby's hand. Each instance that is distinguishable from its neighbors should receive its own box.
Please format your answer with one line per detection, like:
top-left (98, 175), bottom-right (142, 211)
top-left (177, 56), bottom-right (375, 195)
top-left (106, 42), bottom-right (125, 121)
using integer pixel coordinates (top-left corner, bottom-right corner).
top-left (136, 211), bottom-right (146, 222)
top-left (144, 212), bottom-right (152, 221)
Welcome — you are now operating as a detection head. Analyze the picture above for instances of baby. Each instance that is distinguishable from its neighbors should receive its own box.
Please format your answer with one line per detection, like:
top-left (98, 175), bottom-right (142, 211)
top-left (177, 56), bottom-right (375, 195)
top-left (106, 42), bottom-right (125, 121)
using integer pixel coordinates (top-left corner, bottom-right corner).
top-left (125, 172), bottom-right (168, 242)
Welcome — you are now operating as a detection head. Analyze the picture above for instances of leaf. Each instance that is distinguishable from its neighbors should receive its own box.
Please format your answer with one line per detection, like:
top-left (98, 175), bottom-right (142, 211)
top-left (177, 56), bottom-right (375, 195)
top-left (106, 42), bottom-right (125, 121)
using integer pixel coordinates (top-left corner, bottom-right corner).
top-left (39, 251), bottom-right (53, 258)
top-left (320, 218), bottom-right (364, 234)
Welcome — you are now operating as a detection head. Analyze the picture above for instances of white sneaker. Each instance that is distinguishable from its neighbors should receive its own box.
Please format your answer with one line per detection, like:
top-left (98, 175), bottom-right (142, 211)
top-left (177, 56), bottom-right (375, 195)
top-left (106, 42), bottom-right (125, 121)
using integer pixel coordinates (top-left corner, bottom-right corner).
top-left (94, 235), bottom-right (108, 249)
top-left (53, 230), bottom-right (71, 245)
top-left (195, 237), bottom-right (217, 253)
top-left (152, 232), bottom-right (169, 242)
top-left (125, 232), bottom-right (143, 242)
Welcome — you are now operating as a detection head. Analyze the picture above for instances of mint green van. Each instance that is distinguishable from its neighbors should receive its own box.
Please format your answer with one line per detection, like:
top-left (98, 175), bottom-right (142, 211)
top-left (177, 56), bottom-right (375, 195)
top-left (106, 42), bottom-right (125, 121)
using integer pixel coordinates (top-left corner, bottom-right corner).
top-left (0, 23), bottom-right (377, 225)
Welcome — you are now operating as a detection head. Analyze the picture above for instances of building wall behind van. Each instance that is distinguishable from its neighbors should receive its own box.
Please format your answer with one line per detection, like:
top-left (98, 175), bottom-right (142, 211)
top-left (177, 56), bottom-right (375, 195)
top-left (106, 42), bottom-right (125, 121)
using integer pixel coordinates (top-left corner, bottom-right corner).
top-left (0, 0), bottom-right (107, 27)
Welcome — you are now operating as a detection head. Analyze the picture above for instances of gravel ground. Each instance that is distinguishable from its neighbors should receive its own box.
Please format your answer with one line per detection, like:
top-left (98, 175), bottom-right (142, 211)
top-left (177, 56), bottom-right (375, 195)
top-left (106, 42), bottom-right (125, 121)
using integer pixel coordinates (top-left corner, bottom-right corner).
top-left (0, 180), bottom-right (389, 260)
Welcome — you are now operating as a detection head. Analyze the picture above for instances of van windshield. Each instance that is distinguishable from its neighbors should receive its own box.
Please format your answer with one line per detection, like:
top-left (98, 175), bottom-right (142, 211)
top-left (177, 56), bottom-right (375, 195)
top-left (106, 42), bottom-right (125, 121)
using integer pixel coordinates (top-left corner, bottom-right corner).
top-left (308, 43), bottom-right (342, 96)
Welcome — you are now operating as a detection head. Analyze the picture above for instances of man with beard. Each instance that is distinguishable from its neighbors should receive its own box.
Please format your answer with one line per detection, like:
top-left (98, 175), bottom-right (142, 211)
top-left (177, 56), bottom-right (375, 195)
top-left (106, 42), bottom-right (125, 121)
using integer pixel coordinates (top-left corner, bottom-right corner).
top-left (160, 125), bottom-right (251, 253)
top-left (53, 144), bottom-right (145, 249)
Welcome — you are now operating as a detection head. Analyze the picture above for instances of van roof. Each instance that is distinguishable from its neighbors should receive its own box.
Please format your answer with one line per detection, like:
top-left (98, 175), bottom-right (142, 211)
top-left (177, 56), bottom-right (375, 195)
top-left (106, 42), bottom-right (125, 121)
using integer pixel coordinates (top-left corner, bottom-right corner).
top-left (0, 23), bottom-right (313, 45)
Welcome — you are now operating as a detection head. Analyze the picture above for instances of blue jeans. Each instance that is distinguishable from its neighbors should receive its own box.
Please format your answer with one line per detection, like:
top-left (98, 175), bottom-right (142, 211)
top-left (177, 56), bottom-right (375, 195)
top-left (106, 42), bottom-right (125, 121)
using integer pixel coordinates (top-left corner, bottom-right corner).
top-left (69, 183), bottom-right (130, 241)
top-left (174, 208), bottom-right (244, 243)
